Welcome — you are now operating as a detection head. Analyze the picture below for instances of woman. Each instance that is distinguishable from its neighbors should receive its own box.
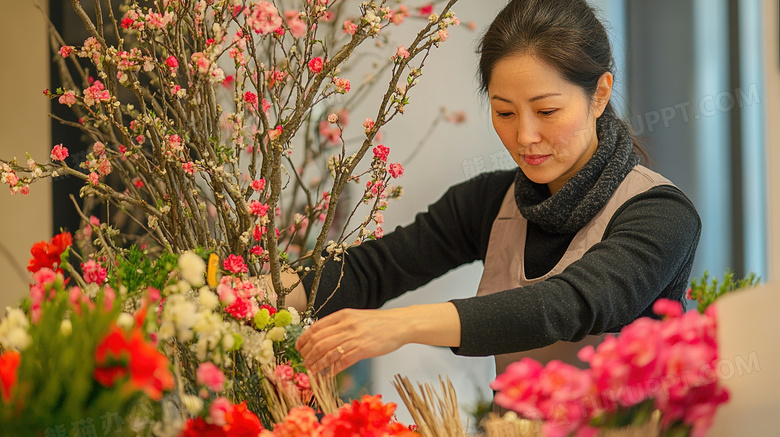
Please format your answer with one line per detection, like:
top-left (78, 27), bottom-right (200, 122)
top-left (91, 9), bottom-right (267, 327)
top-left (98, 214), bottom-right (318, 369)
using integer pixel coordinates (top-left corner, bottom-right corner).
top-left (290, 0), bottom-right (701, 377)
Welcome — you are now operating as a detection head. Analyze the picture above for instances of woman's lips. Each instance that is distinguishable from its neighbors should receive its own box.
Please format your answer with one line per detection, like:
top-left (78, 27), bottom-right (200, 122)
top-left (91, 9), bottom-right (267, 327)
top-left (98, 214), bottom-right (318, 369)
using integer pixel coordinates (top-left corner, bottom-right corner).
top-left (522, 154), bottom-right (551, 166)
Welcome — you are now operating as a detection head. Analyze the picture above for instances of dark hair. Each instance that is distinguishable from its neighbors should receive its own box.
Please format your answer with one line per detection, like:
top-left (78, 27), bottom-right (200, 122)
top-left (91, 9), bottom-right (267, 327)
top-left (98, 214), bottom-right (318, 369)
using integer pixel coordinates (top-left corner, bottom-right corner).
top-left (478, 0), bottom-right (647, 161)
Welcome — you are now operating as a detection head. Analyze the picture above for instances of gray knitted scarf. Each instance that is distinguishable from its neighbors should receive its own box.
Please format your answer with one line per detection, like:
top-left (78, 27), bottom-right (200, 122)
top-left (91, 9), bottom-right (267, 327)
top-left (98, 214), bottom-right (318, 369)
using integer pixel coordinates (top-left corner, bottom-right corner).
top-left (514, 112), bottom-right (639, 234)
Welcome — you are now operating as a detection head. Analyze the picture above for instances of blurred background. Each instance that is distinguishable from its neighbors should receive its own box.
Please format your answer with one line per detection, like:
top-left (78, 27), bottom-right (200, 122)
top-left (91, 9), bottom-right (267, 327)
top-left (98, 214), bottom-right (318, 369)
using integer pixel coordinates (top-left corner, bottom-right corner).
top-left (1, 0), bottom-right (778, 427)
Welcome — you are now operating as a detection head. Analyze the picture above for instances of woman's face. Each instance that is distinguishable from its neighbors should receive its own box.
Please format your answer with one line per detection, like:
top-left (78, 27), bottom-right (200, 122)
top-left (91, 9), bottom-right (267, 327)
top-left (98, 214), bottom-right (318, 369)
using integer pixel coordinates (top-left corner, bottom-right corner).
top-left (488, 54), bottom-right (612, 194)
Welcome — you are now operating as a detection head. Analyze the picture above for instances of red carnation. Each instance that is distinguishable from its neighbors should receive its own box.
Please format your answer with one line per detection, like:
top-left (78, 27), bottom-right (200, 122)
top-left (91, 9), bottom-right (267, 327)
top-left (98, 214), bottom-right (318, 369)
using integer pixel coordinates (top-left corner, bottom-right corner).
top-left (0, 351), bottom-right (21, 402)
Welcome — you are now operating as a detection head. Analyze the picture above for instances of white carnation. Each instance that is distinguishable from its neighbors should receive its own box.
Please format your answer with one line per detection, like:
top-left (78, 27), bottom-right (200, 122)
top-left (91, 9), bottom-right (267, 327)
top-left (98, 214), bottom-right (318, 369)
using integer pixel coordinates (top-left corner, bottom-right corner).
top-left (179, 251), bottom-right (206, 287)
top-left (198, 288), bottom-right (219, 310)
top-left (266, 326), bottom-right (286, 342)
top-left (117, 312), bottom-right (135, 330)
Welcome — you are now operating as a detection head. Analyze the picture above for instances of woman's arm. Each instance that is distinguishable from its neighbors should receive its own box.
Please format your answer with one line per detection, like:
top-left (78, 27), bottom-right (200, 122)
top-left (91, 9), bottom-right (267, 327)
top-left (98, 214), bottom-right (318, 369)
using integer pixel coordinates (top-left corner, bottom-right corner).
top-left (295, 302), bottom-right (461, 374)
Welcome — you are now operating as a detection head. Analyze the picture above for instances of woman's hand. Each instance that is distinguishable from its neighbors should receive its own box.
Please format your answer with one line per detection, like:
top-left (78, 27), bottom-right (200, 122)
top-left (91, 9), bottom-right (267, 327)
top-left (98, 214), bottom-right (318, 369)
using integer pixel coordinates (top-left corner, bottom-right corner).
top-left (295, 303), bottom-right (461, 375)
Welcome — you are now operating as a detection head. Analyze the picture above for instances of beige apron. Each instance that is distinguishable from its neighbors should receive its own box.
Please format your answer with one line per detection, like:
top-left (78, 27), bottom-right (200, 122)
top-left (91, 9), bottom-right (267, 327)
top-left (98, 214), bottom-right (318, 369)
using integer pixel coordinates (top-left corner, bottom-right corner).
top-left (477, 165), bottom-right (673, 377)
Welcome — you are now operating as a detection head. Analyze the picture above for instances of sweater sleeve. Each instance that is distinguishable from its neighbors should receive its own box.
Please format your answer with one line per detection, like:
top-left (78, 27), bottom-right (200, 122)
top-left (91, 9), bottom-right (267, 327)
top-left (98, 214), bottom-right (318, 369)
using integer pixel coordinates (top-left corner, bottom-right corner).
top-left (450, 185), bottom-right (701, 356)
top-left (302, 171), bottom-right (515, 317)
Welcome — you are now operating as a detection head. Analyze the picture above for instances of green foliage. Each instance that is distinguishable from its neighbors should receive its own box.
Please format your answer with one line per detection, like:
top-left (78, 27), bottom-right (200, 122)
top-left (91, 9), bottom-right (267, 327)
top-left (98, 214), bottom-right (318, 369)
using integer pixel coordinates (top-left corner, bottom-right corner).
top-left (688, 270), bottom-right (761, 313)
top-left (109, 246), bottom-right (178, 294)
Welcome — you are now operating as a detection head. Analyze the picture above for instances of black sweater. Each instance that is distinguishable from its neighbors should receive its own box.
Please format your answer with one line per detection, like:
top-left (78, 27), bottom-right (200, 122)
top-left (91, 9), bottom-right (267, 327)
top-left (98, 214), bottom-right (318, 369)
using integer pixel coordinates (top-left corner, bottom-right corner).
top-left (302, 169), bottom-right (701, 357)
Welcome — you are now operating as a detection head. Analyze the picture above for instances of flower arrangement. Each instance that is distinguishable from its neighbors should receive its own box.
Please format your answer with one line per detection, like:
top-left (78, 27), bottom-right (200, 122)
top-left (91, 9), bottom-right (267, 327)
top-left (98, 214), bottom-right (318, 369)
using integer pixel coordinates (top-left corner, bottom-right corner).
top-left (1, 231), bottom-right (420, 435)
top-left (490, 299), bottom-right (730, 437)
top-left (0, 0), bottom-right (462, 433)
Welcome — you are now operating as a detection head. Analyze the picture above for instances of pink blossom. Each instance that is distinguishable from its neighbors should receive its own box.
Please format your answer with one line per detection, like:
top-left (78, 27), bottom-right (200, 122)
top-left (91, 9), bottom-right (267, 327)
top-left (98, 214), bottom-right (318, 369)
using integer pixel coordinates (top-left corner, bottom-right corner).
top-left (388, 163), bottom-right (404, 178)
top-left (244, 91), bottom-right (258, 110)
top-left (274, 364), bottom-right (295, 382)
top-left (262, 98), bottom-right (271, 113)
top-left (222, 254), bottom-right (248, 274)
top-left (97, 158), bottom-right (112, 176)
top-left (225, 296), bottom-right (257, 320)
top-left (374, 211), bottom-right (384, 224)
top-left (88, 172), bottom-right (99, 186)
top-left (81, 260), bottom-right (107, 284)
top-left (372, 144), bottom-right (390, 162)
top-left (191, 52), bottom-right (211, 74)
top-left (51, 144), bottom-right (69, 161)
top-left (327, 113), bottom-right (339, 124)
top-left (419, 4), bottom-right (434, 16)
top-left (93, 142), bottom-right (105, 156)
top-left (250, 245), bottom-right (264, 257)
top-left (59, 46), bottom-right (75, 57)
top-left (374, 227), bottom-right (384, 239)
top-left (437, 29), bottom-right (450, 42)
top-left (58, 91), bottom-right (77, 106)
top-left (170, 85), bottom-right (183, 96)
top-left (248, 201), bottom-right (270, 217)
top-left (253, 225), bottom-right (265, 241)
top-left (182, 162), bottom-right (196, 175)
top-left (247, 1), bottom-right (282, 35)
top-left (343, 19), bottom-right (357, 35)
top-left (196, 362), bottom-right (226, 392)
top-left (395, 45), bottom-right (410, 60)
top-left (83, 80), bottom-right (111, 106)
top-left (363, 118), bottom-right (375, 132)
top-left (251, 178), bottom-right (266, 192)
top-left (285, 10), bottom-right (307, 38)
top-left (318, 121), bottom-right (341, 144)
top-left (308, 57), bottom-right (324, 74)
top-left (5, 172), bottom-right (18, 187)
top-left (20, 186), bottom-right (29, 195)
top-left (268, 125), bottom-right (283, 141)
top-left (334, 77), bottom-right (351, 93)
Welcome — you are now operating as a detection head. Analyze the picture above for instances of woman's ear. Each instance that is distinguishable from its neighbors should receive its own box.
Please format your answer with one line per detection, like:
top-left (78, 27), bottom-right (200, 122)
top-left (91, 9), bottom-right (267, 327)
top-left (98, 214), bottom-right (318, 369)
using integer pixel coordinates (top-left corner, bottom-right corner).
top-left (592, 72), bottom-right (613, 118)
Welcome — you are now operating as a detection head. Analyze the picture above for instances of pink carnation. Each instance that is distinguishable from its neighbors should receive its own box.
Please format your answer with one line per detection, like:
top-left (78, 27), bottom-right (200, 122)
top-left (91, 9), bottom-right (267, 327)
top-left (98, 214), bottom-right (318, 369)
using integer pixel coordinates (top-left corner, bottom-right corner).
top-left (225, 296), bottom-right (256, 320)
top-left (88, 172), bottom-right (99, 186)
top-left (209, 397), bottom-right (232, 427)
top-left (196, 362), bottom-right (226, 392)
top-left (222, 254), bottom-right (248, 274)
top-left (51, 144), bottom-right (69, 161)
top-left (165, 56), bottom-right (179, 69)
top-left (274, 364), bottom-right (295, 382)
top-left (82, 260), bottom-right (107, 285)
top-left (294, 372), bottom-right (310, 389)
top-left (388, 162), bottom-right (404, 178)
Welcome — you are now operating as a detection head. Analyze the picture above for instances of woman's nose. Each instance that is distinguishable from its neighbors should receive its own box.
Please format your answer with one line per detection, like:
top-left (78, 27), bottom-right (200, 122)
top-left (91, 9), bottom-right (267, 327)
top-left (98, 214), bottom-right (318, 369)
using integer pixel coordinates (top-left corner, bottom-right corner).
top-left (515, 114), bottom-right (542, 146)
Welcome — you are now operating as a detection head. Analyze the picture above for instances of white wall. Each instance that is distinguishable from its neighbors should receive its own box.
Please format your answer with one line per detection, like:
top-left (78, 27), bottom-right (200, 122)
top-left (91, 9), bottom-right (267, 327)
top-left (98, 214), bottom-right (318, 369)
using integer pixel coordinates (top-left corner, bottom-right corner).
top-left (0, 0), bottom-right (51, 312)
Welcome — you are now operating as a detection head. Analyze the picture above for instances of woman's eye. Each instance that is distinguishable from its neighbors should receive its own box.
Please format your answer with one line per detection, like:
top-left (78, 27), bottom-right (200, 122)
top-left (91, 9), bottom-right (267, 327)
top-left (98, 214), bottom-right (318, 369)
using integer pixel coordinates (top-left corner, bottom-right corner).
top-left (538, 109), bottom-right (557, 116)
top-left (496, 111), bottom-right (513, 118)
